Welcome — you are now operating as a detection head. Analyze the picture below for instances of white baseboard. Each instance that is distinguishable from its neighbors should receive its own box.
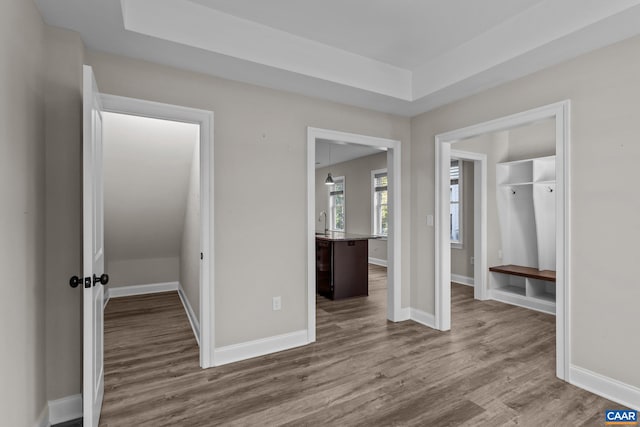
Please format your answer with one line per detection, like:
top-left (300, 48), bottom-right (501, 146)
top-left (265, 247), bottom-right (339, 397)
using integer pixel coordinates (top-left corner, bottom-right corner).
top-left (48, 394), bottom-right (82, 425)
top-left (368, 257), bottom-right (388, 267)
top-left (34, 404), bottom-right (49, 427)
top-left (489, 289), bottom-right (556, 316)
top-left (108, 281), bottom-right (179, 298)
top-left (451, 274), bottom-right (474, 287)
top-left (395, 307), bottom-right (411, 321)
top-left (178, 284), bottom-right (200, 347)
top-left (570, 365), bottom-right (640, 411)
top-left (410, 308), bottom-right (437, 329)
top-left (214, 330), bottom-right (309, 366)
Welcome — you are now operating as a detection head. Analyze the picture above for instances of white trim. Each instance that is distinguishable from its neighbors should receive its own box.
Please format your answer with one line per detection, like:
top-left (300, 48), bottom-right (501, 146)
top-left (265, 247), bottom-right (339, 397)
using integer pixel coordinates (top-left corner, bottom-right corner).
top-left (570, 365), bottom-right (640, 411)
top-left (410, 308), bottom-right (436, 329)
top-left (450, 274), bottom-right (474, 287)
top-left (108, 281), bottom-right (179, 298)
top-left (34, 405), bottom-right (49, 427)
top-left (489, 289), bottom-right (556, 316)
top-left (397, 307), bottom-right (411, 321)
top-left (307, 127), bottom-right (403, 345)
top-left (100, 94), bottom-right (214, 369)
top-left (178, 284), bottom-right (200, 346)
top-left (213, 330), bottom-right (309, 366)
top-left (435, 100), bottom-right (570, 381)
top-left (368, 257), bottom-right (388, 267)
top-left (48, 394), bottom-right (82, 425)
top-left (451, 149), bottom-right (487, 302)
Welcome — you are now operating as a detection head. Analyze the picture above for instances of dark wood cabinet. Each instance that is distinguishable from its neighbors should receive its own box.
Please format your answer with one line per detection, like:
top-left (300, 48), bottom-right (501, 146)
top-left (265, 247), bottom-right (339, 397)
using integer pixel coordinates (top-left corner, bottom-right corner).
top-left (316, 238), bottom-right (368, 300)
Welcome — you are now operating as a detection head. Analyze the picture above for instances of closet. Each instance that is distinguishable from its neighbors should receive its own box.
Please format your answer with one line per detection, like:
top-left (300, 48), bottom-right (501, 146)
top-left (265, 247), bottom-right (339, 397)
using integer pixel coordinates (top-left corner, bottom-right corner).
top-left (489, 155), bottom-right (556, 315)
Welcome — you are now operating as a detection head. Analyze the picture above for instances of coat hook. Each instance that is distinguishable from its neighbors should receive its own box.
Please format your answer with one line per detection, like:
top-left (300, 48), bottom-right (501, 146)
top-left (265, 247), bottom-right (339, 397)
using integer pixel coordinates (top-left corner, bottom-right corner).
top-left (511, 189), bottom-right (516, 195)
top-left (547, 186), bottom-right (553, 193)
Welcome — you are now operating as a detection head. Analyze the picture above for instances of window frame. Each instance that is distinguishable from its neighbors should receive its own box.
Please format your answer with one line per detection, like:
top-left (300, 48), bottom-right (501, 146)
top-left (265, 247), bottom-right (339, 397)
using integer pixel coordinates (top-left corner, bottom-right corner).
top-left (371, 168), bottom-right (388, 238)
top-left (450, 159), bottom-right (463, 249)
top-left (328, 175), bottom-right (346, 232)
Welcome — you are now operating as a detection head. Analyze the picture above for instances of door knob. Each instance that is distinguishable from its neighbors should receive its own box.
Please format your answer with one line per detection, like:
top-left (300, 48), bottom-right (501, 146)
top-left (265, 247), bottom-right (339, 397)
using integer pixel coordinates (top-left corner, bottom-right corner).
top-left (69, 276), bottom-right (92, 288)
top-left (93, 273), bottom-right (109, 286)
top-left (69, 276), bottom-right (81, 288)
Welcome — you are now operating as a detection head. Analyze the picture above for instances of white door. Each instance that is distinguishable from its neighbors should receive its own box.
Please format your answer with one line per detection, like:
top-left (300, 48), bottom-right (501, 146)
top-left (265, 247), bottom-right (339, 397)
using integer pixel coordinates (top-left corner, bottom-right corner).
top-left (82, 65), bottom-right (106, 427)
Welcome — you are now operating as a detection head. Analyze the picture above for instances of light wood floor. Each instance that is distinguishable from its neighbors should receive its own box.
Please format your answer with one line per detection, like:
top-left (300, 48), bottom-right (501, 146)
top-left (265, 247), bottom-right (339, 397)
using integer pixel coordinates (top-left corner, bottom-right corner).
top-left (101, 265), bottom-right (623, 426)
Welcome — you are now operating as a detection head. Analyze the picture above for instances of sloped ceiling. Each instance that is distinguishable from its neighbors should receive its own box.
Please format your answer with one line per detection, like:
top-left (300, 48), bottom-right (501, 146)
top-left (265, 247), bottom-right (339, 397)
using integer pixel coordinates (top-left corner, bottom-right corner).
top-left (103, 112), bottom-right (198, 261)
top-left (35, 0), bottom-right (640, 116)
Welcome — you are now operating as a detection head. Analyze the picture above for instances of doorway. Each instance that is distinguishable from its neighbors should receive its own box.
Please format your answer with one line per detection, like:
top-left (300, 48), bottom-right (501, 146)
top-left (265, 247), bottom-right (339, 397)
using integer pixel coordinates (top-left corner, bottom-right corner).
top-left (449, 150), bottom-right (487, 304)
top-left (435, 101), bottom-right (570, 380)
top-left (306, 128), bottom-right (403, 342)
top-left (100, 94), bottom-right (214, 368)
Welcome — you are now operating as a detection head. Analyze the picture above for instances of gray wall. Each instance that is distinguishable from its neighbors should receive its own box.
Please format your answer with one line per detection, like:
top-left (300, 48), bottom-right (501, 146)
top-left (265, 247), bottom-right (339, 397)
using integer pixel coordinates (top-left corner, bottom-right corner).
top-left (507, 119), bottom-right (556, 161)
top-left (450, 160), bottom-right (474, 278)
top-left (0, 0), bottom-right (47, 424)
top-left (44, 26), bottom-right (85, 403)
top-left (180, 143), bottom-right (201, 321)
top-left (103, 113), bottom-right (198, 287)
top-left (411, 35), bottom-right (640, 388)
top-left (315, 151), bottom-right (388, 261)
top-left (107, 257), bottom-right (179, 287)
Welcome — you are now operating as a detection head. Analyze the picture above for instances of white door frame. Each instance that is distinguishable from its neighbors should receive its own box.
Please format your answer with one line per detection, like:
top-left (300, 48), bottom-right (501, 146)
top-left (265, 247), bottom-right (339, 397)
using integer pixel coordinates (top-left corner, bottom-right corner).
top-left (450, 149), bottom-right (488, 302)
top-left (100, 94), bottom-right (215, 369)
top-left (435, 100), bottom-right (571, 380)
top-left (307, 127), bottom-right (403, 342)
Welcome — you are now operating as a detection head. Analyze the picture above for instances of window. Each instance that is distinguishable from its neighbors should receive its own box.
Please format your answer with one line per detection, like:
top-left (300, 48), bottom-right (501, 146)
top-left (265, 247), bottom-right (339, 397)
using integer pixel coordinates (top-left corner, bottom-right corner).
top-left (450, 159), bottom-right (462, 247)
top-left (372, 169), bottom-right (388, 237)
top-left (329, 176), bottom-right (345, 231)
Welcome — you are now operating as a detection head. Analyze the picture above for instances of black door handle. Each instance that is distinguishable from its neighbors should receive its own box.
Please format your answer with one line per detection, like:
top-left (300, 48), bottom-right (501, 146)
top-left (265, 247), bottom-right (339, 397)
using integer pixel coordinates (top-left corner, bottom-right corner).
top-left (69, 276), bottom-right (81, 288)
top-left (93, 273), bottom-right (109, 286)
top-left (69, 276), bottom-right (92, 288)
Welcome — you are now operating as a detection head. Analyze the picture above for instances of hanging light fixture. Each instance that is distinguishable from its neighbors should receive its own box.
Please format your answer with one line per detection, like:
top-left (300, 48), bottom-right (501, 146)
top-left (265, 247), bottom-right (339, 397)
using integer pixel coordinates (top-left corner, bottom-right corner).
top-left (325, 172), bottom-right (334, 185)
top-left (325, 144), bottom-right (334, 185)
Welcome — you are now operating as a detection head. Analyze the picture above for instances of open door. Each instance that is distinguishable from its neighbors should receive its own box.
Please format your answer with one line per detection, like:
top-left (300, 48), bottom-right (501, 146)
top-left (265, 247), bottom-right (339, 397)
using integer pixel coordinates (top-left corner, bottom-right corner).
top-left (82, 65), bottom-right (107, 427)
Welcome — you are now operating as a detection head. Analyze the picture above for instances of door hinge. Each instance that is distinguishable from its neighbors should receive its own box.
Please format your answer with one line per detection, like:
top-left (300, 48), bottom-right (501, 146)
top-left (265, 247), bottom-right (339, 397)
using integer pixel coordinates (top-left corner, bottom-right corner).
top-left (200, 252), bottom-right (203, 260)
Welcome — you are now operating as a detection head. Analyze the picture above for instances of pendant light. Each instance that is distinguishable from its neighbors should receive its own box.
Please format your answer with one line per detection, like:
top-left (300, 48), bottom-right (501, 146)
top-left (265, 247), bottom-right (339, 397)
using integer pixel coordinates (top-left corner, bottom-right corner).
top-left (325, 144), bottom-right (334, 185)
top-left (325, 172), bottom-right (334, 185)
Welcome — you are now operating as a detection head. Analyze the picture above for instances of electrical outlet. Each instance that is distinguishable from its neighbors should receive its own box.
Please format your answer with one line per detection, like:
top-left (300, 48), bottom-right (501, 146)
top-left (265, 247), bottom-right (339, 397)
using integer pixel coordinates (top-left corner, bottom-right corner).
top-left (498, 249), bottom-right (503, 259)
top-left (272, 296), bottom-right (282, 311)
top-left (470, 257), bottom-right (474, 265)
top-left (427, 214), bottom-right (434, 226)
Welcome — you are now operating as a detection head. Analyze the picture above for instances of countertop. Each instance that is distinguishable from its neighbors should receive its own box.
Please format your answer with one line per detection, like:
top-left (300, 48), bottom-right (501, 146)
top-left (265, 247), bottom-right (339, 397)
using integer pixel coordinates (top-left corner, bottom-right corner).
top-left (315, 231), bottom-right (381, 241)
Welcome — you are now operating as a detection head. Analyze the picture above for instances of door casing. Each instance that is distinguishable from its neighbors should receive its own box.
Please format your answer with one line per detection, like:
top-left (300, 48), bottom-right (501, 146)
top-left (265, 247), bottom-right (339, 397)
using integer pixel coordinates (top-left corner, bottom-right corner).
top-left (434, 100), bottom-right (571, 380)
top-left (100, 94), bottom-right (215, 368)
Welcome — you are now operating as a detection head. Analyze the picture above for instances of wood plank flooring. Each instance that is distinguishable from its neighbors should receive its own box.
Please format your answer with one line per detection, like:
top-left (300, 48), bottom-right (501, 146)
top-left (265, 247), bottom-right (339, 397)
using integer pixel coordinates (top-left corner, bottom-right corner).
top-left (101, 265), bottom-right (624, 426)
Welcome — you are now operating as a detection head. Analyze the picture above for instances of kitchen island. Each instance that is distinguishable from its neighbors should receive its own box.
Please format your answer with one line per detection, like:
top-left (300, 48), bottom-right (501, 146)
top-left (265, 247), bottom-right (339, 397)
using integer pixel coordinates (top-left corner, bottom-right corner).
top-left (316, 232), bottom-right (379, 300)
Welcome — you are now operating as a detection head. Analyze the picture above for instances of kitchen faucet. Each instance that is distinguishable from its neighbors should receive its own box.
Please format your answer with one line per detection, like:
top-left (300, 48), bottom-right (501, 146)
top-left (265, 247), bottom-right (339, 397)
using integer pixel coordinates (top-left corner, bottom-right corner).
top-left (319, 210), bottom-right (328, 235)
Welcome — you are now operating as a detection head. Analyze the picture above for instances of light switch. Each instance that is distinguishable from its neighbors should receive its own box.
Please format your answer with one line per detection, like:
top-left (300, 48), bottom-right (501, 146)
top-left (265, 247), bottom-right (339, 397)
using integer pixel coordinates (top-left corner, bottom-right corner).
top-left (427, 214), bottom-right (434, 226)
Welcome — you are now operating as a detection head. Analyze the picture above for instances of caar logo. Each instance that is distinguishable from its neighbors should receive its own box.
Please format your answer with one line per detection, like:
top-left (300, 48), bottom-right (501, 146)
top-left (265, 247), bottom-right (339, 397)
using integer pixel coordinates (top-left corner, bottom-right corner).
top-left (605, 410), bottom-right (638, 425)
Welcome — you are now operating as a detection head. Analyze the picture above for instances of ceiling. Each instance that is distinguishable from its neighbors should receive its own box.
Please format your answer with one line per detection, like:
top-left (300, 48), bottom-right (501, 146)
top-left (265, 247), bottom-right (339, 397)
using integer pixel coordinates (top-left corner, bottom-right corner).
top-left (103, 112), bottom-right (199, 261)
top-left (35, 0), bottom-right (640, 116)
top-left (315, 139), bottom-right (386, 169)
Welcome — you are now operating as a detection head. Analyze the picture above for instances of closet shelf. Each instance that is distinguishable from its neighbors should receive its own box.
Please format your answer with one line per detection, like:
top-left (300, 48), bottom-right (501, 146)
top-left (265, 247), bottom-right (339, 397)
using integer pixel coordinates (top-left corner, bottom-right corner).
top-left (489, 264), bottom-right (556, 282)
